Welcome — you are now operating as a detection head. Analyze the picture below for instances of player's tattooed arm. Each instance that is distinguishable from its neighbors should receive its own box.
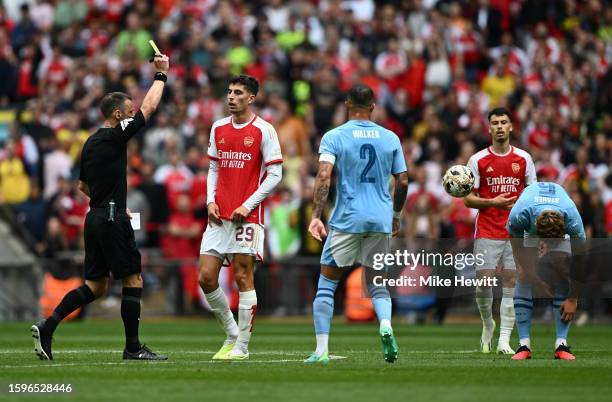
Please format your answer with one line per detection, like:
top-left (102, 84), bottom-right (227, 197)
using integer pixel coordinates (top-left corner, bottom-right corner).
top-left (312, 162), bottom-right (333, 219)
top-left (309, 162), bottom-right (333, 241)
top-left (392, 172), bottom-right (409, 213)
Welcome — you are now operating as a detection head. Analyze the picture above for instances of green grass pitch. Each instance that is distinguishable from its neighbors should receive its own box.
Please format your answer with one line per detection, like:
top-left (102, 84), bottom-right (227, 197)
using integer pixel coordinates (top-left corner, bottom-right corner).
top-left (1, 319), bottom-right (611, 402)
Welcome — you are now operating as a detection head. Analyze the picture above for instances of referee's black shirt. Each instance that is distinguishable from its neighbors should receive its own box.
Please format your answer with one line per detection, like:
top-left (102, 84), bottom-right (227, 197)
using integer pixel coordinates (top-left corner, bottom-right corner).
top-left (80, 111), bottom-right (146, 209)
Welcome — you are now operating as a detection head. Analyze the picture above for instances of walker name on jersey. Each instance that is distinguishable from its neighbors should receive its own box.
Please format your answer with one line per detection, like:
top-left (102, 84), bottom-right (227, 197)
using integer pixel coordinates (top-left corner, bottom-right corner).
top-left (352, 129), bottom-right (380, 138)
top-left (219, 150), bottom-right (252, 168)
top-left (485, 175), bottom-right (521, 193)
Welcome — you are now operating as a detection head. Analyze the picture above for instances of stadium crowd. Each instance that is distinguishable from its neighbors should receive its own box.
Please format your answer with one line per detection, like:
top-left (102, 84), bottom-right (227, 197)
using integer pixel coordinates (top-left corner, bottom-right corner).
top-left (0, 0), bottom-right (610, 315)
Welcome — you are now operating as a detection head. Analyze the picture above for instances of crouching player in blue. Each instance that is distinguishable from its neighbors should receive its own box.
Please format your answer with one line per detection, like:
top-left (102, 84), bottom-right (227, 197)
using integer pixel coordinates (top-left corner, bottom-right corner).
top-left (305, 84), bottom-right (408, 364)
top-left (507, 182), bottom-right (587, 360)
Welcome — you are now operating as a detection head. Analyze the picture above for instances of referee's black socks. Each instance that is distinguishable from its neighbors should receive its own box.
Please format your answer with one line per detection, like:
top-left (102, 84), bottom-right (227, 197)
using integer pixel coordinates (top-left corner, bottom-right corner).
top-left (121, 287), bottom-right (143, 353)
top-left (42, 285), bottom-right (96, 334)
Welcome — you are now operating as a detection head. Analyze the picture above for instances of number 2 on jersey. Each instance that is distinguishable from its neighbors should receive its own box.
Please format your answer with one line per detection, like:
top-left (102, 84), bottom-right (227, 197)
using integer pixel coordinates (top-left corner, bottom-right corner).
top-left (360, 144), bottom-right (377, 183)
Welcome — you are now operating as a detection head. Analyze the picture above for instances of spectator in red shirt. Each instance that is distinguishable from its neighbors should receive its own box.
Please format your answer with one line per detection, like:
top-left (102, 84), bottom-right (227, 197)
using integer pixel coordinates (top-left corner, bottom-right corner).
top-left (164, 193), bottom-right (202, 259)
top-left (162, 193), bottom-right (203, 309)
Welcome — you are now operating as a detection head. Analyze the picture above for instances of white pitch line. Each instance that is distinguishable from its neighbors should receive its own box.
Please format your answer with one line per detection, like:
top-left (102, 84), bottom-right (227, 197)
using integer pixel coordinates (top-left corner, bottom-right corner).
top-left (409, 350), bottom-right (479, 354)
top-left (0, 350), bottom-right (315, 356)
top-left (0, 360), bottom-right (300, 369)
top-left (0, 348), bottom-right (476, 354)
top-left (0, 348), bottom-right (480, 356)
top-left (1, 356), bottom-right (347, 369)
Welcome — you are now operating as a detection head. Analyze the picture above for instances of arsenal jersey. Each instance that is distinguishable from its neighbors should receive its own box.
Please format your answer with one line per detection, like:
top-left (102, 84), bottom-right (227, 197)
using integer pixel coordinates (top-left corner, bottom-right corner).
top-left (208, 115), bottom-right (283, 225)
top-left (467, 146), bottom-right (536, 239)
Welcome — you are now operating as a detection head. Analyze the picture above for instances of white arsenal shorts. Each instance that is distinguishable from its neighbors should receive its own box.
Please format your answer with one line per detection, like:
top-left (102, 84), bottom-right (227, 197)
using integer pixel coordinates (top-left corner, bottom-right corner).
top-left (473, 238), bottom-right (516, 271)
top-left (200, 220), bottom-right (265, 262)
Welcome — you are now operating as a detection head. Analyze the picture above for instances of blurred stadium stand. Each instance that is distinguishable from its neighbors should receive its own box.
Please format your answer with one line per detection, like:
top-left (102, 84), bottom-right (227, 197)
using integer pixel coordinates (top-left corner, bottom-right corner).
top-left (0, 206), bottom-right (41, 320)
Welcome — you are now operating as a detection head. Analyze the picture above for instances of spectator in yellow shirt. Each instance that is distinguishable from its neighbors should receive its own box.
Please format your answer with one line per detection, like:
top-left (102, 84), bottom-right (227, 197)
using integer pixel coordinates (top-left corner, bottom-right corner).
top-left (56, 111), bottom-right (89, 163)
top-left (0, 139), bottom-right (30, 204)
top-left (481, 57), bottom-right (515, 107)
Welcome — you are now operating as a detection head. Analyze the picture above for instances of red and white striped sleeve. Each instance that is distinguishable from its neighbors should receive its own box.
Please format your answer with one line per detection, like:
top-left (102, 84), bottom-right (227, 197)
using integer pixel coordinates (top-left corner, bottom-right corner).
top-left (467, 154), bottom-right (481, 190)
top-left (261, 122), bottom-right (283, 166)
top-left (208, 123), bottom-right (219, 161)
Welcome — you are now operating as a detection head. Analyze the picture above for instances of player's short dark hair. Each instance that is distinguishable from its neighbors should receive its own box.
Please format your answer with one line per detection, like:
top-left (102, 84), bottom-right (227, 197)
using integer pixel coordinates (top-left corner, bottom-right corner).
top-left (347, 84), bottom-right (374, 107)
top-left (100, 92), bottom-right (131, 119)
top-left (536, 210), bottom-right (565, 238)
top-left (228, 75), bottom-right (259, 96)
top-left (488, 107), bottom-right (512, 122)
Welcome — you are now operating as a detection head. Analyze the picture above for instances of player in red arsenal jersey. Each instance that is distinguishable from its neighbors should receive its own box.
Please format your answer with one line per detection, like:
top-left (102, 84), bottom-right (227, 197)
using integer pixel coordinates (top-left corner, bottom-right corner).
top-left (465, 107), bottom-right (536, 354)
top-left (198, 76), bottom-right (283, 360)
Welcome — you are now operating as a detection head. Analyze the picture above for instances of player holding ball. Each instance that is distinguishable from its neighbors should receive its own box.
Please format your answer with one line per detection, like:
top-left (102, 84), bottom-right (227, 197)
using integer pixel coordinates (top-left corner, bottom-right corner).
top-left (463, 108), bottom-right (536, 354)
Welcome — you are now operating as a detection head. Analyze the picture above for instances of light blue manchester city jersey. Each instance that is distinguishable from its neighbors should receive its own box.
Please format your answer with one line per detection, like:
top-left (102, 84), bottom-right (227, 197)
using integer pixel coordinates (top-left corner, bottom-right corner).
top-left (507, 182), bottom-right (586, 240)
top-left (319, 119), bottom-right (407, 233)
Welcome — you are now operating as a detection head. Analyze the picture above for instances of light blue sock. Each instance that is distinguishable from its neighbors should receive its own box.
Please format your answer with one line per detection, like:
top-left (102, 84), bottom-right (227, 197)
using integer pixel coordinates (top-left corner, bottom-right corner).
top-left (367, 284), bottom-right (392, 327)
top-left (313, 274), bottom-right (339, 335)
top-left (553, 285), bottom-right (570, 344)
top-left (514, 281), bottom-right (533, 346)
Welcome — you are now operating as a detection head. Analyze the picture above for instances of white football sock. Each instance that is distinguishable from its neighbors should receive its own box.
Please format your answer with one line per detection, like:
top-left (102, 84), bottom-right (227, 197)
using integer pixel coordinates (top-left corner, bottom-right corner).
top-left (499, 287), bottom-right (515, 344)
top-left (379, 319), bottom-right (392, 331)
top-left (235, 290), bottom-right (257, 352)
top-left (315, 334), bottom-right (329, 356)
top-left (519, 338), bottom-right (531, 348)
top-left (204, 287), bottom-right (238, 342)
top-left (476, 286), bottom-right (494, 325)
top-left (555, 338), bottom-right (567, 349)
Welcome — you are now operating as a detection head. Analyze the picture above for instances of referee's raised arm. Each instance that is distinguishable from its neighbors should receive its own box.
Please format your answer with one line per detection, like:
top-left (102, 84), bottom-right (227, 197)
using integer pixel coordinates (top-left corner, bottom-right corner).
top-left (96, 54), bottom-right (170, 146)
top-left (140, 54), bottom-right (170, 121)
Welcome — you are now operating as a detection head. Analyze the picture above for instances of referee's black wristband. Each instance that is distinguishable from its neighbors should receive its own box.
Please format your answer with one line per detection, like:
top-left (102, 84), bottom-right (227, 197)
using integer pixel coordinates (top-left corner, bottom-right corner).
top-left (154, 72), bottom-right (167, 82)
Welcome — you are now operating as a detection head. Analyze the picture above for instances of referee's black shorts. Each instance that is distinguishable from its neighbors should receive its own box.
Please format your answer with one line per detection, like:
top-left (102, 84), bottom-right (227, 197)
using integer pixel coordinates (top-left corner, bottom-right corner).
top-left (84, 209), bottom-right (141, 281)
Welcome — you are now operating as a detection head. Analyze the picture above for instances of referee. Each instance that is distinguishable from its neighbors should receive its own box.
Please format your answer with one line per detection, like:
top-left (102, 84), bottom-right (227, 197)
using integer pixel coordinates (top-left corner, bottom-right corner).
top-left (31, 54), bottom-right (170, 361)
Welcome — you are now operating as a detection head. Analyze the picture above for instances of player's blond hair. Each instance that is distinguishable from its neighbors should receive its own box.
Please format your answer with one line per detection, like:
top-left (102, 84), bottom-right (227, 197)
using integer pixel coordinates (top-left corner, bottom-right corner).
top-left (535, 210), bottom-right (565, 239)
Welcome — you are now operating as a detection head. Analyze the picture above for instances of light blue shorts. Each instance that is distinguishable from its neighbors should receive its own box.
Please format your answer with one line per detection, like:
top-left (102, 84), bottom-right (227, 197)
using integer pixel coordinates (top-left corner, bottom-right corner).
top-left (320, 230), bottom-right (390, 268)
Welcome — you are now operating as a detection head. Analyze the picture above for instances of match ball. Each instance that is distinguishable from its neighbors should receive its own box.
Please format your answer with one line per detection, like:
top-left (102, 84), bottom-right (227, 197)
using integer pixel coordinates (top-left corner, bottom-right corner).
top-left (442, 165), bottom-right (475, 198)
